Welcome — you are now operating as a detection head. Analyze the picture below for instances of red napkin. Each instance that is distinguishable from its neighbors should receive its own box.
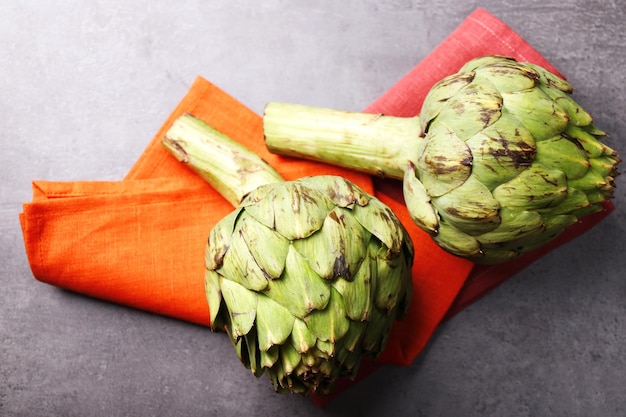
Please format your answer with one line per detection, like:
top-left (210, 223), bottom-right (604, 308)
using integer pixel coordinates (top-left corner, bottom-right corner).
top-left (20, 7), bottom-right (614, 403)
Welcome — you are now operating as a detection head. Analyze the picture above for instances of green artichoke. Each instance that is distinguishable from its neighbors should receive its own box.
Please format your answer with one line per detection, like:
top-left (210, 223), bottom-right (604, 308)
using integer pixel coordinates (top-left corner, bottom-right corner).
top-left (264, 55), bottom-right (620, 264)
top-left (162, 114), bottom-right (413, 395)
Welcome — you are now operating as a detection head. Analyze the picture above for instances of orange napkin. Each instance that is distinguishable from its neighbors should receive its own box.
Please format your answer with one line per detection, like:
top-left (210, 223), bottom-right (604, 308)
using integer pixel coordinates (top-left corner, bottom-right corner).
top-left (20, 79), bottom-right (373, 327)
top-left (20, 7), bottom-right (614, 399)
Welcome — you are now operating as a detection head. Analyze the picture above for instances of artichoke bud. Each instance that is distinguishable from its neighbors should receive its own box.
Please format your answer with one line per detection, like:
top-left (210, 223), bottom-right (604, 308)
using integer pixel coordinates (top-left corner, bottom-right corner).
top-left (414, 56), bottom-right (620, 263)
top-left (207, 175), bottom-right (413, 395)
top-left (262, 56), bottom-right (620, 264)
top-left (162, 114), bottom-right (414, 395)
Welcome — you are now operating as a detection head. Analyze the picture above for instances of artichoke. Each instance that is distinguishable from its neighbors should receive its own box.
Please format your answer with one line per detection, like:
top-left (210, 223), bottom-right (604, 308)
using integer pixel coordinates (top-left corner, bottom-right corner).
top-left (162, 114), bottom-right (413, 395)
top-left (264, 55), bottom-right (620, 264)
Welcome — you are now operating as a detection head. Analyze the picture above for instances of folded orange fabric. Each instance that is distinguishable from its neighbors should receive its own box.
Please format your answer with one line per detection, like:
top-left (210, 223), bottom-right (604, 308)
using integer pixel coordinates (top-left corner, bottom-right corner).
top-left (20, 8), bottom-right (614, 399)
top-left (21, 178), bottom-right (221, 325)
top-left (20, 80), bottom-right (374, 327)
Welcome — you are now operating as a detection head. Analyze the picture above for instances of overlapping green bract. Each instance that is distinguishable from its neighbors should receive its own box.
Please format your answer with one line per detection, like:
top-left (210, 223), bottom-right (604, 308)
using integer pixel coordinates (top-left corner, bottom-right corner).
top-left (205, 175), bottom-right (414, 395)
top-left (405, 56), bottom-right (620, 263)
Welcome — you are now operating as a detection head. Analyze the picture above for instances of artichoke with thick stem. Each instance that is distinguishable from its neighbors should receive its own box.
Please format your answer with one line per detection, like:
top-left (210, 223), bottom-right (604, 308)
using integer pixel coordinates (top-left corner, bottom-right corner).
top-left (264, 55), bottom-right (620, 264)
top-left (162, 114), bottom-right (413, 395)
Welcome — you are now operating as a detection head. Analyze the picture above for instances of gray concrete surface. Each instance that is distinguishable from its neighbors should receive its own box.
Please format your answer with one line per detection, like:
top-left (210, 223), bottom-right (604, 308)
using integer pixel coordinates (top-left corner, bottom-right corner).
top-left (2, 1), bottom-right (625, 416)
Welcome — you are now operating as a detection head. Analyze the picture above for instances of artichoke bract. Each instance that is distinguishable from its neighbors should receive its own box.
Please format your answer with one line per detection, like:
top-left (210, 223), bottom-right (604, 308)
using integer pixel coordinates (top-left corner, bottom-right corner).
top-left (264, 55), bottom-right (620, 264)
top-left (162, 114), bottom-right (413, 395)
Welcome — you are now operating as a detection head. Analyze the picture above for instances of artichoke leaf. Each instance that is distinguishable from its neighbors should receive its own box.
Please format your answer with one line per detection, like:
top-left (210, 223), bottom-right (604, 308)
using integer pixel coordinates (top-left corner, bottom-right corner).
top-left (420, 71), bottom-right (475, 129)
top-left (293, 207), bottom-right (369, 281)
top-left (584, 191), bottom-right (611, 205)
top-left (433, 175), bottom-right (501, 236)
top-left (416, 123), bottom-right (473, 197)
top-left (341, 320), bottom-right (368, 352)
top-left (432, 222), bottom-right (482, 259)
top-left (535, 135), bottom-right (591, 180)
top-left (275, 182), bottom-right (335, 240)
top-left (403, 163), bottom-right (439, 234)
top-left (473, 62), bottom-right (538, 93)
top-left (232, 336), bottom-right (247, 368)
top-left (332, 249), bottom-right (374, 321)
top-left (518, 214), bottom-right (578, 253)
top-left (256, 294), bottom-right (295, 352)
top-left (336, 348), bottom-right (363, 374)
top-left (492, 164), bottom-right (568, 210)
top-left (219, 276), bottom-right (258, 338)
top-left (373, 244), bottom-right (406, 314)
top-left (526, 62), bottom-right (573, 93)
top-left (466, 112), bottom-right (536, 190)
top-left (537, 187), bottom-right (591, 216)
top-left (266, 245), bottom-right (331, 319)
top-left (206, 208), bottom-right (242, 270)
top-left (300, 349), bottom-right (322, 367)
top-left (544, 213), bottom-right (580, 231)
top-left (472, 248), bottom-right (518, 264)
top-left (459, 55), bottom-right (518, 73)
top-left (290, 318), bottom-right (317, 353)
top-left (279, 342), bottom-right (302, 375)
top-left (539, 85), bottom-right (593, 127)
top-left (237, 212), bottom-right (289, 279)
top-left (260, 344), bottom-right (280, 369)
top-left (564, 125), bottom-right (608, 158)
top-left (304, 287), bottom-right (350, 343)
top-left (569, 165), bottom-right (613, 195)
top-left (244, 181), bottom-right (334, 240)
top-left (239, 182), bottom-right (273, 206)
top-left (324, 207), bottom-right (370, 280)
top-left (300, 175), bottom-right (369, 208)
top-left (361, 305), bottom-right (395, 353)
top-left (475, 208), bottom-right (545, 249)
top-left (318, 357), bottom-right (342, 380)
top-left (352, 196), bottom-right (408, 254)
top-left (243, 328), bottom-right (263, 376)
top-left (219, 221), bottom-right (270, 291)
top-left (205, 269), bottom-right (224, 329)
top-left (501, 88), bottom-right (569, 141)
top-left (266, 359), bottom-right (282, 390)
top-left (432, 81), bottom-right (503, 140)
top-left (590, 155), bottom-right (620, 178)
top-left (583, 123), bottom-right (608, 138)
top-left (316, 339), bottom-right (334, 356)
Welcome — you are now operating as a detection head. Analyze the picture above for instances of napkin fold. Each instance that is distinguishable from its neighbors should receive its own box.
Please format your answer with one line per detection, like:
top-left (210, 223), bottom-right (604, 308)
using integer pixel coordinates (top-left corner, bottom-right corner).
top-left (20, 6), bottom-right (614, 400)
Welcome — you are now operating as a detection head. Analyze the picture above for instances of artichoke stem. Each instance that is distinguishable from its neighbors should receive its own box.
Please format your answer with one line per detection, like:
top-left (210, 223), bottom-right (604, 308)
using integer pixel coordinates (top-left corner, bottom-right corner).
top-left (162, 113), bottom-right (284, 206)
top-left (264, 102), bottom-right (422, 180)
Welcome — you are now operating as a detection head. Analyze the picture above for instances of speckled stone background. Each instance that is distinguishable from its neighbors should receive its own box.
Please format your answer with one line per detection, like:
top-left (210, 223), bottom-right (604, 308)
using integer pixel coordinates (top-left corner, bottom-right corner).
top-left (2, 1), bottom-right (625, 416)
